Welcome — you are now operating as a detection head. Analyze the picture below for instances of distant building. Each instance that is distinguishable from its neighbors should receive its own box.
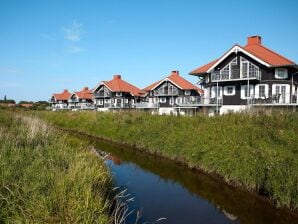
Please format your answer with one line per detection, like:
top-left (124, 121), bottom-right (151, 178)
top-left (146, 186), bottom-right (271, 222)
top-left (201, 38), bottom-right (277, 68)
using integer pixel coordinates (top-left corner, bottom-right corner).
top-left (141, 71), bottom-right (204, 115)
top-left (190, 36), bottom-right (298, 115)
top-left (93, 75), bottom-right (142, 111)
top-left (49, 89), bottom-right (72, 110)
top-left (69, 87), bottom-right (94, 110)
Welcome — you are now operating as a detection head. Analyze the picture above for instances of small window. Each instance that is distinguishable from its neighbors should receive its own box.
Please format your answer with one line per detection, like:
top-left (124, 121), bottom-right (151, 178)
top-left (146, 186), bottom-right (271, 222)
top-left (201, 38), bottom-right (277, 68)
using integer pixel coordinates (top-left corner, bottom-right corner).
top-left (185, 90), bottom-right (191, 95)
top-left (116, 92), bottom-right (122, 97)
top-left (105, 99), bottom-right (110, 103)
top-left (160, 97), bottom-right (166, 103)
top-left (169, 97), bottom-right (174, 105)
top-left (275, 68), bottom-right (288, 79)
top-left (224, 86), bottom-right (235, 96)
top-left (98, 99), bottom-right (103, 105)
top-left (124, 99), bottom-right (128, 103)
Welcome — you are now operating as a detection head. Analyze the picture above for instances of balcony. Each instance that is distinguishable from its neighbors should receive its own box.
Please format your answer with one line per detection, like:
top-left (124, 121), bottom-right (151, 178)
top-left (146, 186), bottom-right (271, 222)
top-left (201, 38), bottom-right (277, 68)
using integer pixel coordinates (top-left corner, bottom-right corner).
top-left (135, 102), bottom-right (159, 108)
top-left (251, 93), bottom-right (298, 105)
top-left (68, 99), bottom-right (79, 103)
top-left (154, 89), bottom-right (179, 96)
top-left (211, 70), bottom-right (261, 82)
top-left (93, 92), bottom-right (111, 98)
top-left (175, 97), bottom-right (223, 107)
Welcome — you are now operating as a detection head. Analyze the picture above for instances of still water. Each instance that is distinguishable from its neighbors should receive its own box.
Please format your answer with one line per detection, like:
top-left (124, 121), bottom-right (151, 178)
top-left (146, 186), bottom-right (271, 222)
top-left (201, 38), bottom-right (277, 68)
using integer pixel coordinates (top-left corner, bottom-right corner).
top-left (78, 135), bottom-right (298, 224)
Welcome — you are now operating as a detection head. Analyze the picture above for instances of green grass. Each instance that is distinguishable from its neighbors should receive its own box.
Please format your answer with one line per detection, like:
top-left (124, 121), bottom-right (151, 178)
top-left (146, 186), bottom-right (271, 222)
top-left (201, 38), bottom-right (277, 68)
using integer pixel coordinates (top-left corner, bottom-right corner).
top-left (0, 110), bottom-right (113, 223)
top-left (34, 110), bottom-right (298, 211)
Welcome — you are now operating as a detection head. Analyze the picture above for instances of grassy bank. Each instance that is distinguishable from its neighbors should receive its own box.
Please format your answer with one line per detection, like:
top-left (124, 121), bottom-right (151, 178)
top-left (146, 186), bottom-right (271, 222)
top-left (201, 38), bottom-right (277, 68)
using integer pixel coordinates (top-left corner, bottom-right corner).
top-left (0, 110), bottom-right (112, 223)
top-left (34, 110), bottom-right (298, 211)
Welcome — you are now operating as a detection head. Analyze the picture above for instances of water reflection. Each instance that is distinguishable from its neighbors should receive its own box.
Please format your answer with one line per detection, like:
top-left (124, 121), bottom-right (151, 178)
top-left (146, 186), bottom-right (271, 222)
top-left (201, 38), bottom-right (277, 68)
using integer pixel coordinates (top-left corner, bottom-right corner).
top-left (76, 135), bottom-right (298, 224)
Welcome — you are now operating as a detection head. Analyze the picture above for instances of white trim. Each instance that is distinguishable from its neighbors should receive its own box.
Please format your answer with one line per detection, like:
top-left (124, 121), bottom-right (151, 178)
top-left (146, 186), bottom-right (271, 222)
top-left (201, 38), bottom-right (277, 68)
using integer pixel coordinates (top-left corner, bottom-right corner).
top-left (92, 82), bottom-right (113, 93)
top-left (207, 45), bottom-right (271, 73)
top-left (159, 97), bottom-right (166, 103)
top-left (150, 78), bottom-right (183, 91)
top-left (241, 85), bottom-right (255, 99)
top-left (211, 86), bottom-right (223, 98)
top-left (255, 84), bottom-right (269, 99)
top-left (274, 68), bottom-right (288, 79)
top-left (223, 86), bottom-right (236, 96)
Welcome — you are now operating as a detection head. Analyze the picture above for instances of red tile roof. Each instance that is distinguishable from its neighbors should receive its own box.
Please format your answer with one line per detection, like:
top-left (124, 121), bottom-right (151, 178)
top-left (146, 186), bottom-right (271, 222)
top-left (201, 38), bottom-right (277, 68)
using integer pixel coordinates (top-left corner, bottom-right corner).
top-left (101, 75), bottom-right (142, 96)
top-left (143, 71), bottom-right (204, 94)
top-left (53, 89), bottom-right (72, 101)
top-left (190, 36), bottom-right (296, 75)
top-left (75, 87), bottom-right (93, 99)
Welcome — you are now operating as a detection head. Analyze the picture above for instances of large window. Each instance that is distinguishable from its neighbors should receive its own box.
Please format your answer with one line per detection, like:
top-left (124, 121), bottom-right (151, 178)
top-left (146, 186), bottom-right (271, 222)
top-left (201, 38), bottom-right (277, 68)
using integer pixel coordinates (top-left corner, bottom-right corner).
top-left (241, 85), bottom-right (254, 99)
top-left (259, 85), bottom-right (265, 98)
top-left (220, 58), bottom-right (237, 80)
top-left (275, 68), bottom-right (288, 79)
top-left (241, 57), bottom-right (259, 78)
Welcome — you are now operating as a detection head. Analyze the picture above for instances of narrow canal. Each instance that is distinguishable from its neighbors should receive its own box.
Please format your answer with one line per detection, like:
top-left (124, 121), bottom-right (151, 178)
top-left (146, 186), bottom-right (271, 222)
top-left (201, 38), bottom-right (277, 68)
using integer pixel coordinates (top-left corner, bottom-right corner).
top-left (75, 134), bottom-right (298, 224)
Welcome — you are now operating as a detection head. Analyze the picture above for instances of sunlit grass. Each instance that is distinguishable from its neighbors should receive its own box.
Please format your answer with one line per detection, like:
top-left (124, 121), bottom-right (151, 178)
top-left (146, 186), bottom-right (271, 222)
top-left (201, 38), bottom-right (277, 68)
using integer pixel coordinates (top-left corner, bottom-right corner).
top-left (35, 110), bottom-right (298, 211)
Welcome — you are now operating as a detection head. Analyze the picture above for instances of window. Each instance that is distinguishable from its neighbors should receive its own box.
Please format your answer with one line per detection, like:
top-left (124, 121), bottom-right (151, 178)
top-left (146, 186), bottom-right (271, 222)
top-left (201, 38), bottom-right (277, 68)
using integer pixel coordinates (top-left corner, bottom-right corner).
top-left (272, 84), bottom-right (290, 103)
top-left (219, 57), bottom-right (237, 80)
top-left (211, 86), bottom-right (223, 98)
top-left (241, 57), bottom-right (259, 78)
top-left (223, 86), bottom-right (236, 96)
top-left (259, 85), bottom-right (265, 98)
top-left (275, 68), bottom-right (288, 79)
top-left (160, 97), bottom-right (166, 103)
top-left (116, 92), bottom-right (122, 97)
top-left (241, 85), bottom-right (254, 99)
top-left (104, 99), bottom-right (110, 103)
top-left (185, 90), bottom-right (191, 95)
top-left (169, 97), bottom-right (174, 105)
top-left (98, 99), bottom-right (103, 105)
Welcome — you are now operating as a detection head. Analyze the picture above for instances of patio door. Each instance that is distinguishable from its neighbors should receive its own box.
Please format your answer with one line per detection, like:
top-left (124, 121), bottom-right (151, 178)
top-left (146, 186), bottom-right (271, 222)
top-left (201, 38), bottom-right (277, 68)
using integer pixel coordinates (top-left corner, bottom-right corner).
top-left (275, 85), bottom-right (286, 103)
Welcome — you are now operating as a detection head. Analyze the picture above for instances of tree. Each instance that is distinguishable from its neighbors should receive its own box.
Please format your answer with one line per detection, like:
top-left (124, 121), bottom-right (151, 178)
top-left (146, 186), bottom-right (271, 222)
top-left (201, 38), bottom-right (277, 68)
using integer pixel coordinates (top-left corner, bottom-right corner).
top-left (4, 95), bottom-right (7, 102)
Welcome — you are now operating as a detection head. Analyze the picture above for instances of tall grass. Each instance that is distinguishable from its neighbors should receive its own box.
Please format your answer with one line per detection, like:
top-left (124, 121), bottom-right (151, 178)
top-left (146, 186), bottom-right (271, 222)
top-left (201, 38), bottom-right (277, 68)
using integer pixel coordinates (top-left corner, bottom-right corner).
top-left (0, 110), bottom-right (112, 223)
top-left (35, 110), bottom-right (298, 211)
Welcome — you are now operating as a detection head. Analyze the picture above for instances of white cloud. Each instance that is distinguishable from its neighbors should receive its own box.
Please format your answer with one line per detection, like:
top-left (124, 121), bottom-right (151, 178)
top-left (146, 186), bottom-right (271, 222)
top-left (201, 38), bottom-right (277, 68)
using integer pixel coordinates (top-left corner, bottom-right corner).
top-left (69, 46), bottom-right (84, 53)
top-left (40, 33), bottom-right (55, 41)
top-left (63, 20), bottom-right (84, 42)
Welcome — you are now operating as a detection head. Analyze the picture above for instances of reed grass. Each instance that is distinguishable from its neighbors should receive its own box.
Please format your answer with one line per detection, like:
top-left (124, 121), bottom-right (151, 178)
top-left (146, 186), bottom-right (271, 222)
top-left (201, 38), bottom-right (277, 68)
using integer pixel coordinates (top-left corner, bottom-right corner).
top-left (0, 110), bottom-right (112, 223)
top-left (34, 110), bottom-right (298, 211)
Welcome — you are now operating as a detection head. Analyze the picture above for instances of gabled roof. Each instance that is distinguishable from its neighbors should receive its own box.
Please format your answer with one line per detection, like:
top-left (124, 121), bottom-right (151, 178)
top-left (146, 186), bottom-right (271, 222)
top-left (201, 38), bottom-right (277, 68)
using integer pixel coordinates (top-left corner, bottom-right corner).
top-left (53, 89), bottom-right (72, 101)
top-left (143, 71), bottom-right (204, 94)
top-left (94, 75), bottom-right (142, 96)
top-left (190, 36), bottom-right (296, 75)
top-left (75, 87), bottom-right (93, 99)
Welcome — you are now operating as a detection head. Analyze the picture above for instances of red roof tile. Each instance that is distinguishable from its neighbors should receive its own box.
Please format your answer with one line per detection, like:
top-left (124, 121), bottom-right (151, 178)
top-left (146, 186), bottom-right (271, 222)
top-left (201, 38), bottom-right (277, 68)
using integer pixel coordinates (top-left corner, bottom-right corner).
top-left (190, 36), bottom-right (296, 75)
top-left (101, 75), bottom-right (142, 96)
top-left (143, 71), bottom-right (204, 94)
top-left (75, 87), bottom-right (93, 99)
top-left (53, 89), bottom-right (72, 101)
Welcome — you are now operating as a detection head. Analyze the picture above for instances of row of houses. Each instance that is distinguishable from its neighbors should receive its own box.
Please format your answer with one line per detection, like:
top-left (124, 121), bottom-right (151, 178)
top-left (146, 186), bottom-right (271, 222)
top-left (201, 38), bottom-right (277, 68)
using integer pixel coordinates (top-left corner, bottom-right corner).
top-left (50, 36), bottom-right (298, 115)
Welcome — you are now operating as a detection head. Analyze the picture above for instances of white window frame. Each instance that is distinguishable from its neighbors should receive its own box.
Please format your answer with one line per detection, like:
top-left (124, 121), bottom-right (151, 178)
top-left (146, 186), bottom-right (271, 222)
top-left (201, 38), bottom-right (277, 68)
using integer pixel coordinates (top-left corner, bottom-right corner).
top-left (241, 85), bottom-right (255, 99)
top-left (116, 92), bottom-right (122, 97)
top-left (272, 84), bottom-right (290, 103)
top-left (275, 68), bottom-right (288, 79)
top-left (124, 99), bottom-right (129, 103)
top-left (255, 84), bottom-right (269, 99)
top-left (223, 86), bottom-right (236, 96)
top-left (98, 99), bottom-right (103, 105)
top-left (240, 57), bottom-right (259, 78)
top-left (211, 86), bottom-right (223, 98)
top-left (160, 97), bottom-right (166, 103)
top-left (185, 90), bottom-right (191, 95)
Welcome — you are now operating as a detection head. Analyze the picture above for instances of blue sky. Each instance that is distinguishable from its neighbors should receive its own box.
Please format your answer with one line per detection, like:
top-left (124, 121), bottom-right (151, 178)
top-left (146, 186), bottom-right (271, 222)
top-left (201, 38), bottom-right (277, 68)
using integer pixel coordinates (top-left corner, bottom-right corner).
top-left (0, 0), bottom-right (297, 102)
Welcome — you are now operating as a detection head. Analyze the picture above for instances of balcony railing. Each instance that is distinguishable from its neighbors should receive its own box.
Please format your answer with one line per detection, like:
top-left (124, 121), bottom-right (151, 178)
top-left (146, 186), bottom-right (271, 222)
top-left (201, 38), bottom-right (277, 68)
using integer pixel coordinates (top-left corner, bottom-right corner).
top-left (211, 70), bottom-right (261, 82)
top-left (154, 89), bottom-right (179, 96)
top-left (93, 92), bottom-right (111, 98)
top-left (250, 93), bottom-right (298, 105)
top-left (135, 102), bottom-right (159, 108)
top-left (175, 97), bottom-right (223, 106)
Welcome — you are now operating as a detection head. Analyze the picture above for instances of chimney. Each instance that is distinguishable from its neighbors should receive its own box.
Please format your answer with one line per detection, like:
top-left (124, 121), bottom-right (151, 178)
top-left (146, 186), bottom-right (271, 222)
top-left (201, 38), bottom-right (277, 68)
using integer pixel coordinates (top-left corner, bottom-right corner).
top-left (63, 89), bottom-right (68, 93)
top-left (113, 74), bottom-right (121, 80)
top-left (247, 36), bottom-right (262, 46)
top-left (83, 87), bottom-right (88, 91)
top-left (171, 70), bottom-right (179, 76)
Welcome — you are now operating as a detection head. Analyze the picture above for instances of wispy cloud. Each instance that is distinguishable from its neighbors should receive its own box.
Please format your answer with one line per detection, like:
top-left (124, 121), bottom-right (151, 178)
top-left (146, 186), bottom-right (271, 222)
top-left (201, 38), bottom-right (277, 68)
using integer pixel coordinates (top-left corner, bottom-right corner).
top-left (63, 20), bottom-right (84, 42)
top-left (68, 46), bottom-right (84, 54)
top-left (40, 33), bottom-right (55, 41)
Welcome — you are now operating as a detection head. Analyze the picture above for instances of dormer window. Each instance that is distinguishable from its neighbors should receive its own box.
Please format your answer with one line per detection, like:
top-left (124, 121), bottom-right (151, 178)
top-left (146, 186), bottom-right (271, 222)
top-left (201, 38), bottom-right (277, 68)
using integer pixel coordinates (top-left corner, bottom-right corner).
top-left (185, 90), bottom-right (191, 95)
top-left (116, 92), bottom-right (122, 97)
top-left (275, 68), bottom-right (288, 79)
